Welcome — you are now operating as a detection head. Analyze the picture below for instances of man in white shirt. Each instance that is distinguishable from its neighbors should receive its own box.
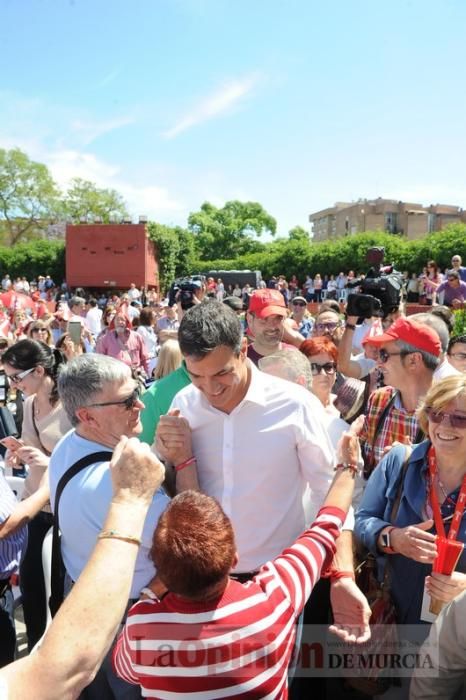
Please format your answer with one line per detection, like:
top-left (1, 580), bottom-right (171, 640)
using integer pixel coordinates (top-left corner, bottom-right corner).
top-left (85, 298), bottom-right (103, 337)
top-left (127, 283), bottom-right (141, 302)
top-left (156, 300), bottom-right (370, 641)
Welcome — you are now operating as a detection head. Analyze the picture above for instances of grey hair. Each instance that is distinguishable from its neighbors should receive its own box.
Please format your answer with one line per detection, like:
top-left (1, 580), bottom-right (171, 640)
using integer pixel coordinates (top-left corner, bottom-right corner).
top-left (58, 354), bottom-right (131, 426)
top-left (259, 349), bottom-right (313, 389)
top-left (409, 313), bottom-right (449, 353)
top-left (396, 339), bottom-right (440, 371)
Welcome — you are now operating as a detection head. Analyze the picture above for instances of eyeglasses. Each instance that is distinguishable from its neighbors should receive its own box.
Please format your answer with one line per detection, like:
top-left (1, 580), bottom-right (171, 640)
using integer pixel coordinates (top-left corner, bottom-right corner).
top-left (293, 301), bottom-right (306, 307)
top-left (310, 361), bottom-right (337, 376)
top-left (315, 322), bottom-right (340, 333)
top-left (378, 349), bottom-right (415, 364)
top-left (449, 352), bottom-right (466, 361)
top-left (425, 407), bottom-right (466, 430)
top-left (86, 386), bottom-right (142, 411)
top-left (8, 367), bottom-right (35, 384)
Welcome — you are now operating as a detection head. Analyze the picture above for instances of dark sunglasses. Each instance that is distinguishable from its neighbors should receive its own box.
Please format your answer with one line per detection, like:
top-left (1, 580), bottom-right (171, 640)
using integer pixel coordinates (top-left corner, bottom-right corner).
top-left (378, 348), bottom-right (415, 364)
top-left (310, 361), bottom-right (337, 376)
top-left (293, 301), bottom-right (306, 307)
top-left (315, 322), bottom-right (340, 333)
top-left (87, 386), bottom-right (141, 411)
top-left (425, 407), bottom-right (466, 430)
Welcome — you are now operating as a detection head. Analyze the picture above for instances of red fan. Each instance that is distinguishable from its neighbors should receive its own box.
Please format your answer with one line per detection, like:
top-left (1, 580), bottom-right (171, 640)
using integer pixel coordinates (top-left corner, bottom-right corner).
top-left (430, 537), bottom-right (464, 614)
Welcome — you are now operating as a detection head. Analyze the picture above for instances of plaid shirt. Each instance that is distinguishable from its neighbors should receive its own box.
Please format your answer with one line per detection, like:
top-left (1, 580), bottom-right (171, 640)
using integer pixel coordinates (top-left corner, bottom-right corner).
top-left (361, 386), bottom-right (421, 468)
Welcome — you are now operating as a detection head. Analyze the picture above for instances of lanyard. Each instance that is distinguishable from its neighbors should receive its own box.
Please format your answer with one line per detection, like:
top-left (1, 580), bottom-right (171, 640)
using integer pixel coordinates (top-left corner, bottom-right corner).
top-left (428, 445), bottom-right (466, 541)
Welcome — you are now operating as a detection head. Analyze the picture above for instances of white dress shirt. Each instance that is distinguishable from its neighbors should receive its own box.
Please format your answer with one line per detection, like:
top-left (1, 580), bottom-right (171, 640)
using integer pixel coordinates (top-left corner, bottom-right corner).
top-left (170, 362), bottom-right (336, 572)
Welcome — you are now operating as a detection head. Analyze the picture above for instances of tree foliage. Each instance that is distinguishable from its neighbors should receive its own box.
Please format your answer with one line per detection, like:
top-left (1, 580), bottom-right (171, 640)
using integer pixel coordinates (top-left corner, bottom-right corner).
top-left (188, 200), bottom-right (275, 261)
top-left (61, 178), bottom-right (128, 223)
top-left (147, 222), bottom-right (196, 293)
top-left (0, 148), bottom-right (60, 245)
top-left (0, 239), bottom-right (65, 282)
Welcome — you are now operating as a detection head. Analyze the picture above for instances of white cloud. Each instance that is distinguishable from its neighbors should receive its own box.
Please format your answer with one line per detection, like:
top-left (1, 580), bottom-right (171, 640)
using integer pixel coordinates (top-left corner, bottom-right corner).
top-left (70, 115), bottom-right (134, 146)
top-left (163, 72), bottom-right (262, 139)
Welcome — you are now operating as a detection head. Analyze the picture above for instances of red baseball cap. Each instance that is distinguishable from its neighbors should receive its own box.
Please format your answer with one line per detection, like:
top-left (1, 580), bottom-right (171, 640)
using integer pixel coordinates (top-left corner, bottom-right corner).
top-left (364, 317), bottom-right (441, 357)
top-left (248, 289), bottom-right (287, 319)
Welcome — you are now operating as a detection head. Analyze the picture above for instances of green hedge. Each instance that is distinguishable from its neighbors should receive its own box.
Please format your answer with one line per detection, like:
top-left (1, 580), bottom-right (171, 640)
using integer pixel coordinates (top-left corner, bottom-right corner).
top-left (0, 240), bottom-right (66, 282)
top-left (193, 224), bottom-right (466, 281)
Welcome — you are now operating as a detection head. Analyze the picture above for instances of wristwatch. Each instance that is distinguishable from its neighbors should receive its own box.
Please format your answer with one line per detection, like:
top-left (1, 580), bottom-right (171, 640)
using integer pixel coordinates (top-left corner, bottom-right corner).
top-left (380, 526), bottom-right (396, 554)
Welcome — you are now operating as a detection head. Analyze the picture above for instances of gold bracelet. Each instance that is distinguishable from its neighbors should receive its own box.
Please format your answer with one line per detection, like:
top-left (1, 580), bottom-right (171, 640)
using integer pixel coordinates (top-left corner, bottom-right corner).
top-left (98, 530), bottom-right (142, 546)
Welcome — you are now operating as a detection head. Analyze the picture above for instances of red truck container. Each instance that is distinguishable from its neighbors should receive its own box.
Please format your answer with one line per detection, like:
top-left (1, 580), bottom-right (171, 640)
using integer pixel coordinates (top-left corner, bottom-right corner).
top-left (66, 223), bottom-right (159, 291)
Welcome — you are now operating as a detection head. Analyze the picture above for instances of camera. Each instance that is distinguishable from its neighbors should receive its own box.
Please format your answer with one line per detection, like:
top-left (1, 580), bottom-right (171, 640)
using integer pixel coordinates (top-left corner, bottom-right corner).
top-left (168, 276), bottom-right (204, 310)
top-left (345, 247), bottom-right (403, 319)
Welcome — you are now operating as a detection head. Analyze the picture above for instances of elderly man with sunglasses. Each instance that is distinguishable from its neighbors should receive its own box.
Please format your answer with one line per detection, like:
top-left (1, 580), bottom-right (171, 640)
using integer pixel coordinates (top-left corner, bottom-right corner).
top-left (48, 354), bottom-right (170, 700)
top-left (360, 318), bottom-right (441, 477)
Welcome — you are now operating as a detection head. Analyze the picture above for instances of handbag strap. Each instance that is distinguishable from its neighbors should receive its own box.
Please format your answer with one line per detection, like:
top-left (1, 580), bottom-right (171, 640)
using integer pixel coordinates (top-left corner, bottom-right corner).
top-left (390, 445), bottom-right (412, 523)
top-left (50, 450), bottom-right (112, 613)
top-left (31, 398), bottom-right (52, 457)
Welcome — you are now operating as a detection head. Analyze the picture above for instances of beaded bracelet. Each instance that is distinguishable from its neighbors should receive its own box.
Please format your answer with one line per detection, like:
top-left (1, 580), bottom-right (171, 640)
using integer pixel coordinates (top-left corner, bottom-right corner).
top-left (334, 462), bottom-right (358, 476)
top-left (174, 456), bottom-right (197, 472)
top-left (98, 530), bottom-right (142, 546)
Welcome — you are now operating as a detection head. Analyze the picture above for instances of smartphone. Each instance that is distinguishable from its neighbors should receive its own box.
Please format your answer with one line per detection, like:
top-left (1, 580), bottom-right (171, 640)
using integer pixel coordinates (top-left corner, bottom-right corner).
top-left (68, 321), bottom-right (82, 345)
top-left (0, 436), bottom-right (23, 451)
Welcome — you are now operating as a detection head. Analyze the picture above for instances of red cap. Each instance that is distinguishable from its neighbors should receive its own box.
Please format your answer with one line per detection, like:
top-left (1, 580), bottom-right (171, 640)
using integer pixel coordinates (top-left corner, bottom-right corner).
top-left (248, 289), bottom-right (287, 319)
top-left (364, 317), bottom-right (441, 357)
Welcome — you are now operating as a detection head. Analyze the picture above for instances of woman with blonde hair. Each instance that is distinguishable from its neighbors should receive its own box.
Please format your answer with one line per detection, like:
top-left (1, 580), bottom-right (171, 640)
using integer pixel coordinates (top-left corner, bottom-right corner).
top-left (27, 320), bottom-right (53, 347)
top-left (152, 339), bottom-right (182, 381)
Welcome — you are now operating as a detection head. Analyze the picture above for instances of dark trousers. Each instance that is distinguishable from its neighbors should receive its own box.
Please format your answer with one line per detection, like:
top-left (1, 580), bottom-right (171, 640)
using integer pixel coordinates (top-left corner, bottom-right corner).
top-left (20, 510), bottom-right (54, 650)
top-left (0, 581), bottom-right (15, 667)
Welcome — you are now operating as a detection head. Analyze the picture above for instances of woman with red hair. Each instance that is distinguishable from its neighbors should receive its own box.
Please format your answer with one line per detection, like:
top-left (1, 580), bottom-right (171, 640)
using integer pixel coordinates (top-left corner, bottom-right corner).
top-left (300, 336), bottom-right (339, 415)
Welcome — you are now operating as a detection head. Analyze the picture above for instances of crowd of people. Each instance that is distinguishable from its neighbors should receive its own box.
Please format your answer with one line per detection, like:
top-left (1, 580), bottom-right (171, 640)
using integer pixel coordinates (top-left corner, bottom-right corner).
top-left (0, 253), bottom-right (466, 699)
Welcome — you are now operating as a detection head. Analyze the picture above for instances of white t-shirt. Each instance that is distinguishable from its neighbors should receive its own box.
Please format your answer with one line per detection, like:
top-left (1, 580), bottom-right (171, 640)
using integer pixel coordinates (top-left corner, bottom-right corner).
top-left (49, 430), bottom-right (169, 598)
top-left (170, 362), bottom-right (336, 572)
top-left (434, 359), bottom-right (461, 382)
top-left (85, 307), bottom-right (103, 336)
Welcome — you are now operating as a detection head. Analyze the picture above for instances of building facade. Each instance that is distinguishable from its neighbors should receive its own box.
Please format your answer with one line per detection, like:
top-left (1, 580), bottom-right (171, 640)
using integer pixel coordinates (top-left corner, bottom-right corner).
top-left (309, 198), bottom-right (466, 242)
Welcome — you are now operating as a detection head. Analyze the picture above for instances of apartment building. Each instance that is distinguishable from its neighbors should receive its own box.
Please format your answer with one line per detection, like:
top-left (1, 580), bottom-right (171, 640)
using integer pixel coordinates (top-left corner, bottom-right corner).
top-left (309, 198), bottom-right (466, 242)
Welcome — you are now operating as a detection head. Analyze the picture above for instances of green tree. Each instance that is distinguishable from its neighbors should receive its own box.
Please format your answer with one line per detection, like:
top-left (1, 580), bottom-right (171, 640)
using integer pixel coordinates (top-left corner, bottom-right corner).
top-left (147, 222), bottom-right (196, 293)
top-left (62, 178), bottom-right (128, 223)
top-left (0, 147), bottom-right (60, 245)
top-left (188, 200), bottom-right (276, 260)
top-left (288, 225), bottom-right (310, 242)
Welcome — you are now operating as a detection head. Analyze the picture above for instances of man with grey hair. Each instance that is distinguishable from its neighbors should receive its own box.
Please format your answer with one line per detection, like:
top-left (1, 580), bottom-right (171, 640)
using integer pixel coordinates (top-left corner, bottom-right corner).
top-left (49, 354), bottom-right (169, 699)
top-left (410, 311), bottom-right (460, 381)
top-left (258, 347), bottom-right (313, 388)
top-left (361, 317), bottom-right (441, 472)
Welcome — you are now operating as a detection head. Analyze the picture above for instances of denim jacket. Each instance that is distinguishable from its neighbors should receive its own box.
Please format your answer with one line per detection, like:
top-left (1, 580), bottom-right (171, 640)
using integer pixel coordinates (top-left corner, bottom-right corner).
top-left (355, 441), bottom-right (466, 624)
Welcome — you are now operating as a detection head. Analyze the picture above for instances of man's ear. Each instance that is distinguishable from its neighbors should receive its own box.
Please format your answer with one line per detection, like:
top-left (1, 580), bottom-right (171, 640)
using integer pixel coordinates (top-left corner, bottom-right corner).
top-left (239, 336), bottom-right (248, 358)
top-left (75, 406), bottom-right (96, 426)
top-left (231, 551), bottom-right (239, 571)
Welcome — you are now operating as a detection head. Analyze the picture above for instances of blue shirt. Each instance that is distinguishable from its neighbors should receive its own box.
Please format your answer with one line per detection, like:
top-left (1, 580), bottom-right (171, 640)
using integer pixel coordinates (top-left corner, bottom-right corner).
top-left (355, 441), bottom-right (466, 625)
top-left (0, 473), bottom-right (27, 579)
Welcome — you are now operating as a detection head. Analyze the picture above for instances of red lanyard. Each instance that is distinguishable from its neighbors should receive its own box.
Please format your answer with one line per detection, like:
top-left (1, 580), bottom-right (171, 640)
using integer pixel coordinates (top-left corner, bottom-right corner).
top-left (428, 445), bottom-right (466, 541)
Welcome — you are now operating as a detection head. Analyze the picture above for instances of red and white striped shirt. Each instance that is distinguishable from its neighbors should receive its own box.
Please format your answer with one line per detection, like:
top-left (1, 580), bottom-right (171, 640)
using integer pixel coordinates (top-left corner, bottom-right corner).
top-left (113, 506), bottom-right (344, 699)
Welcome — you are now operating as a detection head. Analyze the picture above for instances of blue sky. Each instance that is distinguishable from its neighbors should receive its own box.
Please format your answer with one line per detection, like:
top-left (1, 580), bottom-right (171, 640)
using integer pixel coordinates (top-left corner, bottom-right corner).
top-left (2, 0), bottom-right (465, 236)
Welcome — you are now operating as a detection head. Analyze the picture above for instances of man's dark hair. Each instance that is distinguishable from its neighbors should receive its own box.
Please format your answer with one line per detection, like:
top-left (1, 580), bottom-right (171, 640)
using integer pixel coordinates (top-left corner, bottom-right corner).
top-left (448, 334), bottom-right (466, 354)
top-left (178, 300), bottom-right (242, 358)
top-left (88, 298), bottom-right (97, 308)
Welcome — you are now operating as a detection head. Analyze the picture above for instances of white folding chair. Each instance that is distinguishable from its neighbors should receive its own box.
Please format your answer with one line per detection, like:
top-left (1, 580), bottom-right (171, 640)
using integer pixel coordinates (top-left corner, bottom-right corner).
top-left (42, 526), bottom-right (54, 631)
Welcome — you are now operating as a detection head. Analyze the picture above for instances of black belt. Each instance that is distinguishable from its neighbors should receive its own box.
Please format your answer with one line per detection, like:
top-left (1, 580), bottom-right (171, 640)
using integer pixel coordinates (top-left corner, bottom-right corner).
top-left (230, 571), bottom-right (259, 584)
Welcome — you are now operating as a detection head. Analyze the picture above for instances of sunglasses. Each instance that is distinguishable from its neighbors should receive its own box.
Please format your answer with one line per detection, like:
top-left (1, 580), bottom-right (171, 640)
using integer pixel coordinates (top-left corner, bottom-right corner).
top-left (293, 301), bottom-right (306, 307)
top-left (310, 361), bottom-right (337, 376)
top-left (425, 407), bottom-right (466, 430)
top-left (378, 349), bottom-right (415, 364)
top-left (315, 322), bottom-right (340, 333)
top-left (8, 367), bottom-right (35, 384)
top-left (87, 386), bottom-right (141, 411)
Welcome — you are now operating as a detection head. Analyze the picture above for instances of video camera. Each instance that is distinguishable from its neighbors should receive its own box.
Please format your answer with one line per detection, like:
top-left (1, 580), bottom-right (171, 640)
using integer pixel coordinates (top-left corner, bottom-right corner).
top-left (345, 247), bottom-right (403, 319)
top-left (168, 276), bottom-right (204, 311)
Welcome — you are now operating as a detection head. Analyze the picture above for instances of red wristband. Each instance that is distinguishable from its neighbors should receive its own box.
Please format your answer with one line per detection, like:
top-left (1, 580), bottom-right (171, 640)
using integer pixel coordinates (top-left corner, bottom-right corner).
top-left (321, 567), bottom-right (355, 581)
top-left (174, 456), bottom-right (196, 472)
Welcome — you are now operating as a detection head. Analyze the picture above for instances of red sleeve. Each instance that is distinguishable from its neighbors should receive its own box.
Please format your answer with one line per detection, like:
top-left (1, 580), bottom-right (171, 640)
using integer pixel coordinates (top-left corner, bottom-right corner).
top-left (269, 506), bottom-right (346, 614)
